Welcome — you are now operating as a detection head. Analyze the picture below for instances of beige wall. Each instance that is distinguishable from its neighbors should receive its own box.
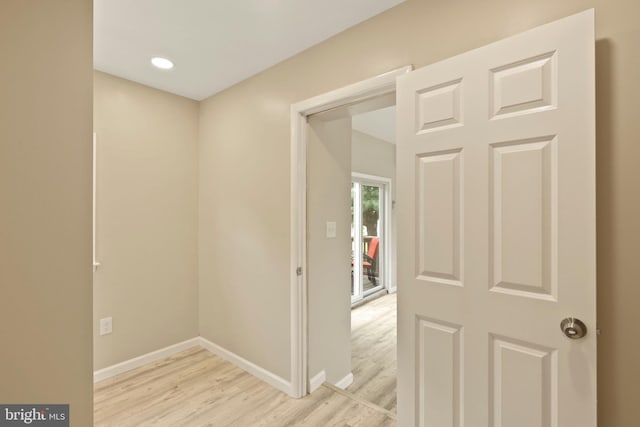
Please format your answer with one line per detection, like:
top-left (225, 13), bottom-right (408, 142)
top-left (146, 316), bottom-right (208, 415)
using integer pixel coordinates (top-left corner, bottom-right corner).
top-left (0, 0), bottom-right (94, 425)
top-left (307, 117), bottom-right (353, 385)
top-left (197, 0), bottom-right (640, 424)
top-left (594, 2), bottom-right (640, 424)
top-left (352, 130), bottom-right (396, 181)
top-left (93, 72), bottom-right (199, 369)
top-left (352, 129), bottom-right (397, 290)
top-left (198, 78), bottom-right (292, 379)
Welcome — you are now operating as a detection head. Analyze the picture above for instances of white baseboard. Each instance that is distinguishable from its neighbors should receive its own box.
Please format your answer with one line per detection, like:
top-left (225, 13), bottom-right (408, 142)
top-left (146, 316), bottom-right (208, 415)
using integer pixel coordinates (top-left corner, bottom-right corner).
top-left (309, 370), bottom-right (326, 393)
top-left (93, 337), bottom-right (200, 383)
top-left (333, 372), bottom-right (354, 390)
top-left (94, 336), bottom-right (293, 397)
top-left (198, 337), bottom-right (292, 396)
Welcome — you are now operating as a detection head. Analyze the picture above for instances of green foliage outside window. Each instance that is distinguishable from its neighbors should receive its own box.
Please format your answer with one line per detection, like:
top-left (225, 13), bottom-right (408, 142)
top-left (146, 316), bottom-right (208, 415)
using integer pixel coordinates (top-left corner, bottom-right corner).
top-left (349, 185), bottom-right (378, 237)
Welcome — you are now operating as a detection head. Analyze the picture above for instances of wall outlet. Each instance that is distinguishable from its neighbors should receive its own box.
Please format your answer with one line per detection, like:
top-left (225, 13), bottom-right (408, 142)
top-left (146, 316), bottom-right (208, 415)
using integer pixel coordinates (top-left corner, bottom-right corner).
top-left (100, 317), bottom-right (113, 335)
top-left (326, 221), bottom-right (337, 238)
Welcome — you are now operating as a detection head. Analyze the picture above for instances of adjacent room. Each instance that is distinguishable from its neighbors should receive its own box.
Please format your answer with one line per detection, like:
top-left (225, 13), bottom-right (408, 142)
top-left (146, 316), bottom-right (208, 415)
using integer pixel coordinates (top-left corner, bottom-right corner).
top-left (348, 106), bottom-right (398, 414)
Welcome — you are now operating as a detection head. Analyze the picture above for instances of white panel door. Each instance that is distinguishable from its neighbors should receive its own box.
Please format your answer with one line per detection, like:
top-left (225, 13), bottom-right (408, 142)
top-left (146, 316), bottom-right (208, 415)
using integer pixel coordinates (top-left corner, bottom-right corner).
top-left (397, 10), bottom-right (595, 427)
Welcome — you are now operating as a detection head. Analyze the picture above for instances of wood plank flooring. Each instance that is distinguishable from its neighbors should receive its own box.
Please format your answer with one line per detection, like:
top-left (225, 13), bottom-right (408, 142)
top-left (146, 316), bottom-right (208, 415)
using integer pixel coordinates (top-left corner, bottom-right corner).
top-left (347, 293), bottom-right (397, 413)
top-left (94, 347), bottom-right (395, 426)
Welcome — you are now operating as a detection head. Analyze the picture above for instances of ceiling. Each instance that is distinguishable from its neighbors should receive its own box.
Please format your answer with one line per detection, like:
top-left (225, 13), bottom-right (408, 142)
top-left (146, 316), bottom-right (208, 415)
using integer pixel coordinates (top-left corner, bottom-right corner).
top-left (353, 106), bottom-right (396, 144)
top-left (94, 0), bottom-right (405, 101)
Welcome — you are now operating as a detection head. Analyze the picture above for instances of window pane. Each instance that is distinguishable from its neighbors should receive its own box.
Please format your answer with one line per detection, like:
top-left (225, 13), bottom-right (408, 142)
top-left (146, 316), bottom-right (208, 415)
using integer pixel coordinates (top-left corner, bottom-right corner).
top-left (361, 185), bottom-right (381, 292)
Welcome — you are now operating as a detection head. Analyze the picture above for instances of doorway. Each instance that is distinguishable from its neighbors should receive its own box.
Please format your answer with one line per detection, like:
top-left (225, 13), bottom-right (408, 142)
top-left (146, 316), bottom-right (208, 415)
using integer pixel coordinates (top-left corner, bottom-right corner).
top-left (293, 69), bottom-right (407, 418)
top-left (305, 102), bottom-right (398, 412)
top-left (289, 67), bottom-right (410, 399)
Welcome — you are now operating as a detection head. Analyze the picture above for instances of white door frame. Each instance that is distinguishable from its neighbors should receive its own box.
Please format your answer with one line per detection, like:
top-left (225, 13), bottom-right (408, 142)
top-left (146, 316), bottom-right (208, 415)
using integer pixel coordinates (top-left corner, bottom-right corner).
top-left (289, 66), bottom-right (411, 398)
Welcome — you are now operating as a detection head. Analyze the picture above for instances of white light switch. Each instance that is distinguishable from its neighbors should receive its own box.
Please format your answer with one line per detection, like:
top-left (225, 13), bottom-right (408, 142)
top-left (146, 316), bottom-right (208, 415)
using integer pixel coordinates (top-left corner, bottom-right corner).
top-left (100, 317), bottom-right (113, 336)
top-left (326, 221), bottom-right (337, 238)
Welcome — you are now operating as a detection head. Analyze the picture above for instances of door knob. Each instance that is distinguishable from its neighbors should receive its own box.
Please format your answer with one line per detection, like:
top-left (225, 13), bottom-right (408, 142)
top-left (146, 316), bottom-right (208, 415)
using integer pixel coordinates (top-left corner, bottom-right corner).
top-left (560, 317), bottom-right (587, 339)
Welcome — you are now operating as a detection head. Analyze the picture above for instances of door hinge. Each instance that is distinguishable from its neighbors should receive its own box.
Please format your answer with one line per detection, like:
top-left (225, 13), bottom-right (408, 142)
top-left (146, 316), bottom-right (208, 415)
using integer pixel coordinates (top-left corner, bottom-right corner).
top-left (296, 267), bottom-right (303, 276)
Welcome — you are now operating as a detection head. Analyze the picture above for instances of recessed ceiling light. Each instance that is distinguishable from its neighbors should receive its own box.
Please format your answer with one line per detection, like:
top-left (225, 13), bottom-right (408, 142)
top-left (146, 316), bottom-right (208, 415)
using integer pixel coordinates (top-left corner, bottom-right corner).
top-left (151, 57), bottom-right (174, 70)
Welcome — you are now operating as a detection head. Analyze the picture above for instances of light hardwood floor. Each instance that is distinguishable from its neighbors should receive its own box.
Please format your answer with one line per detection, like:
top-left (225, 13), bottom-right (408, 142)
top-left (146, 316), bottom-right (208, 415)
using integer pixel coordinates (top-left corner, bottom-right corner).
top-left (94, 347), bottom-right (395, 426)
top-left (347, 292), bottom-right (397, 413)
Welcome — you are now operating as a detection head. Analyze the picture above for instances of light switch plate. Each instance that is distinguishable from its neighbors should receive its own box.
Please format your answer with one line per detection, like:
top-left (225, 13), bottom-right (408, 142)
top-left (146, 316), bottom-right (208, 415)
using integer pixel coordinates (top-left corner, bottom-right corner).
top-left (326, 221), bottom-right (337, 238)
top-left (100, 317), bottom-right (113, 336)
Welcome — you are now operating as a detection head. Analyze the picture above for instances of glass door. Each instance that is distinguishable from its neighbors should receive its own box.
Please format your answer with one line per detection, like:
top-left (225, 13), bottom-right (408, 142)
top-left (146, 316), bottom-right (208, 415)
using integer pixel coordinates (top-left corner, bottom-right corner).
top-left (351, 177), bottom-right (387, 304)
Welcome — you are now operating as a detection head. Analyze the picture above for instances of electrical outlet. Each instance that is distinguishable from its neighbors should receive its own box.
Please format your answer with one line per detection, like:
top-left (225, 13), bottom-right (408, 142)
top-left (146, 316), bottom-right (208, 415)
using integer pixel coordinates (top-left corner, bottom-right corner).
top-left (100, 317), bottom-right (113, 336)
top-left (326, 221), bottom-right (337, 238)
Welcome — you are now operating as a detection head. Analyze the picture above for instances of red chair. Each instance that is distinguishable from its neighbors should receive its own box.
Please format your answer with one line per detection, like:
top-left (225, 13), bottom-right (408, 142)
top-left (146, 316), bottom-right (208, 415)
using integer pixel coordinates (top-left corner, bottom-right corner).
top-left (352, 237), bottom-right (380, 286)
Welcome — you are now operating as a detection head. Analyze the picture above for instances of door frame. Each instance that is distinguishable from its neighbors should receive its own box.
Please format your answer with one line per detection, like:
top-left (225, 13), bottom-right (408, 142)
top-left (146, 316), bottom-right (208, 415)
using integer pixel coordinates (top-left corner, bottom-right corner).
top-left (289, 66), bottom-right (411, 398)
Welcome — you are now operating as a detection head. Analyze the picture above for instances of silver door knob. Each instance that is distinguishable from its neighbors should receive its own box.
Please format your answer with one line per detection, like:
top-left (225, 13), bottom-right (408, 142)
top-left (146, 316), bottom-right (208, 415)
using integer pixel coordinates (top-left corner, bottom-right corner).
top-left (560, 317), bottom-right (587, 339)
